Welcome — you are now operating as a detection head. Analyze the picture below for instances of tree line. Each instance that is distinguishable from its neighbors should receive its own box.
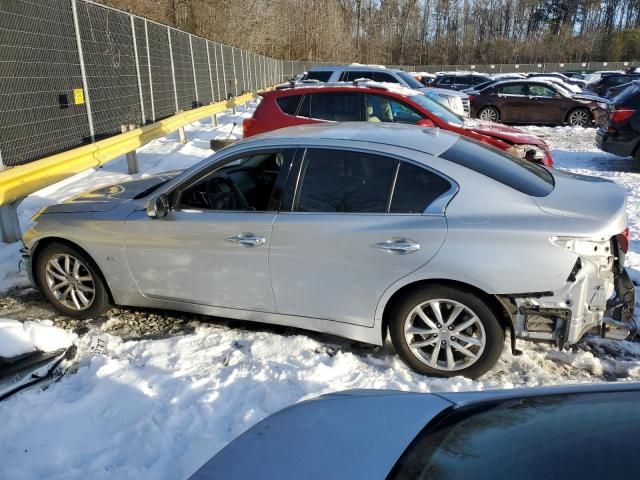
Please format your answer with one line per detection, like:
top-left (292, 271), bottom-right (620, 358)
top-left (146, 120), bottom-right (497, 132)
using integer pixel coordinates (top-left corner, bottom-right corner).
top-left (101, 0), bottom-right (640, 66)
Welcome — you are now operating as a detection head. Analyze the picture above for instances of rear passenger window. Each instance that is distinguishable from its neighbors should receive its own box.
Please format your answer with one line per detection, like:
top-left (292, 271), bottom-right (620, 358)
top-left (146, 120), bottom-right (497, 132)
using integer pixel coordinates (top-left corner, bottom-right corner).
top-left (276, 95), bottom-right (302, 115)
top-left (499, 84), bottom-right (526, 95)
top-left (391, 163), bottom-right (452, 213)
top-left (305, 71), bottom-right (332, 82)
top-left (342, 71), bottom-right (374, 81)
top-left (373, 72), bottom-right (400, 83)
top-left (309, 92), bottom-right (364, 121)
top-left (296, 149), bottom-right (396, 213)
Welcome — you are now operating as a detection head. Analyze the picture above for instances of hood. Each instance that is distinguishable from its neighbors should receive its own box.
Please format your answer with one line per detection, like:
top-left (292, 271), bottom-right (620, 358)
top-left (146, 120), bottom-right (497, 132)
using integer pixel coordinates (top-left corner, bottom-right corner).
top-left (569, 91), bottom-right (608, 103)
top-left (418, 87), bottom-right (468, 99)
top-left (533, 169), bottom-right (627, 236)
top-left (42, 170), bottom-right (182, 214)
top-left (464, 120), bottom-right (546, 146)
top-left (188, 391), bottom-right (452, 480)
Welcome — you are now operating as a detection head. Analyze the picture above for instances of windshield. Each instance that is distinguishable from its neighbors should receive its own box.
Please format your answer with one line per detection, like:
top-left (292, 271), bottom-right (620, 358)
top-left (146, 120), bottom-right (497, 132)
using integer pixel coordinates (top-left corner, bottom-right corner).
top-left (411, 93), bottom-right (464, 126)
top-left (396, 71), bottom-right (425, 89)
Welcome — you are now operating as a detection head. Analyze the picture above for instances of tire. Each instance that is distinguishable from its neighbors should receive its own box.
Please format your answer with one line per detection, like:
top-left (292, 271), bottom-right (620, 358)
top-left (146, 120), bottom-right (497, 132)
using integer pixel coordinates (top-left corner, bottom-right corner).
top-left (477, 106), bottom-right (500, 122)
top-left (36, 243), bottom-right (110, 319)
top-left (389, 286), bottom-right (504, 379)
top-left (566, 108), bottom-right (591, 127)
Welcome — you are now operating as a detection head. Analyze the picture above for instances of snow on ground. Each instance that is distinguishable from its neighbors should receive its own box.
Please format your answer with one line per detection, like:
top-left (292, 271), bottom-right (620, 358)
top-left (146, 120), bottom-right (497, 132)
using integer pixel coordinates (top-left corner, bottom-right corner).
top-left (0, 319), bottom-right (74, 358)
top-left (1, 120), bottom-right (640, 479)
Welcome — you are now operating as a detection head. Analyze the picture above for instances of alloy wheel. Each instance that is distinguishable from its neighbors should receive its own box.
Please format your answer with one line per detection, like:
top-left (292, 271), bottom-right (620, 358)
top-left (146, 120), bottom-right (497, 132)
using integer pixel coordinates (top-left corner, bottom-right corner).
top-left (478, 107), bottom-right (498, 122)
top-left (45, 253), bottom-right (96, 311)
top-left (403, 299), bottom-right (486, 372)
top-left (568, 109), bottom-right (589, 127)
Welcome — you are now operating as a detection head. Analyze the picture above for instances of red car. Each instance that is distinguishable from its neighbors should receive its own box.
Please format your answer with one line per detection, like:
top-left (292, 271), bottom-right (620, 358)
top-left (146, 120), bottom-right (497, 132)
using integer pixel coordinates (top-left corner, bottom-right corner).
top-left (244, 83), bottom-right (553, 166)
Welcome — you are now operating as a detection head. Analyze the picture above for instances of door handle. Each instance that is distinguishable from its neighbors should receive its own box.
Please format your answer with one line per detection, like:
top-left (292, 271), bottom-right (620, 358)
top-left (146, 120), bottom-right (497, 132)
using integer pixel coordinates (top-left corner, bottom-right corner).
top-left (373, 238), bottom-right (420, 255)
top-left (226, 233), bottom-right (266, 247)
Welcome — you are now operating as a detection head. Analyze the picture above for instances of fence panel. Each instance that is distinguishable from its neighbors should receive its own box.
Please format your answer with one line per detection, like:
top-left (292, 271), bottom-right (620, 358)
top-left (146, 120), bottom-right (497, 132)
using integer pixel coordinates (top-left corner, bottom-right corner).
top-left (0, 0), bottom-right (90, 167)
top-left (191, 36), bottom-right (211, 105)
top-left (212, 42), bottom-right (226, 100)
top-left (146, 22), bottom-right (174, 120)
top-left (77, 3), bottom-right (140, 140)
top-left (132, 17), bottom-right (152, 124)
top-left (169, 29), bottom-right (196, 110)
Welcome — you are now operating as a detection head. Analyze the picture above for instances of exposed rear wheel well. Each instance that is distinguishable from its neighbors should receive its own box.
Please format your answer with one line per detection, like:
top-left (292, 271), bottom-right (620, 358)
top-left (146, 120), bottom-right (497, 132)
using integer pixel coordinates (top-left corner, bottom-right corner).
top-left (31, 237), bottom-right (115, 305)
top-left (381, 279), bottom-right (513, 342)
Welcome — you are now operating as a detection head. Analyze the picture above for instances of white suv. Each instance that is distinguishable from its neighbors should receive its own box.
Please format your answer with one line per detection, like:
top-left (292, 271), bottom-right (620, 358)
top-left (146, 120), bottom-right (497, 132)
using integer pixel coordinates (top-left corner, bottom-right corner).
top-left (304, 65), bottom-right (470, 116)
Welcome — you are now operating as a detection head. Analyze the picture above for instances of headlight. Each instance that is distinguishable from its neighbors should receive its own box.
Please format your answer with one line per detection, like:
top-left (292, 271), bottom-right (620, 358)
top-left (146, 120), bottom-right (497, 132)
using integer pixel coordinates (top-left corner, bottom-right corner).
top-left (597, 102), bottom-right (608, 110)
top-left (506, 144), bottom-right (546, 162)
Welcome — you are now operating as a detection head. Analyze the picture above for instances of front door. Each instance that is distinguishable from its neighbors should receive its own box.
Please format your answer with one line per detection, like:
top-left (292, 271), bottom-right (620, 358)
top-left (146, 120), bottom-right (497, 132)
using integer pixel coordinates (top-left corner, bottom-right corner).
top-left (269, 148), bottom-right (451, 326)
top-left (124, 149), bottom-right (295, 312)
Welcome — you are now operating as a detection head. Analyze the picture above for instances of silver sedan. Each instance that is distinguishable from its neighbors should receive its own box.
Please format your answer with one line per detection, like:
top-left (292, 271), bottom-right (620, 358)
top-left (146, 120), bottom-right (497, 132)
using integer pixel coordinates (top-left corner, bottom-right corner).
top-left (22, 123), bottom-right (636, 378)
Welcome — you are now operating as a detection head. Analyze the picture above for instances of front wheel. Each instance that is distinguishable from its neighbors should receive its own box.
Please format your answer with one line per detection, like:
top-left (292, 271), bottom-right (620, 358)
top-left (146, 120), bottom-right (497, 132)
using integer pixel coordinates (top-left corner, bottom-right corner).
top-left (390, 286), bottom-right (504, 379)
top-left (36, 243), bottom-right (110, 318)
top-left (477, 106), bottom-right (500, 122)
top-left (566, 108), bottom-right (591, 127)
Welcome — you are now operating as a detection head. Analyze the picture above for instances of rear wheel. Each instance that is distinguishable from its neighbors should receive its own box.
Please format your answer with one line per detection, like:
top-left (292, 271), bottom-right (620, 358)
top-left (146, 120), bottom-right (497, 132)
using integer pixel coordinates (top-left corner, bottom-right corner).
top-left (477, 106), bottom-right (500, 122)
top-left (390, 286), bottom-right (504, 379)
top-left (566, 108), bottom-right (591, 127)
top-left (36, 243), bottom-right (110, 319)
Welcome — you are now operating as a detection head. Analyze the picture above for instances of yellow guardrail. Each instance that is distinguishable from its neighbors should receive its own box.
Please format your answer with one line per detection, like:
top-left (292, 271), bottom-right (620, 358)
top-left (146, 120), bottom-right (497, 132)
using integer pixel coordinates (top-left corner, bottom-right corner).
top-left (0, 92), bottom-right (256, 206)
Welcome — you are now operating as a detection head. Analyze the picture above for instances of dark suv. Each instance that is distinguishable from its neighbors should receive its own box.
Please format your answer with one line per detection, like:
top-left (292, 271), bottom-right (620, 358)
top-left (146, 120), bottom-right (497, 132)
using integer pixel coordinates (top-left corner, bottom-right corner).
top-left (430, 73), bottom-right (491, 91)
top-left (596, 81), bottom-right (640, 168)
top-left (587, 73), bottom-right (640, 97)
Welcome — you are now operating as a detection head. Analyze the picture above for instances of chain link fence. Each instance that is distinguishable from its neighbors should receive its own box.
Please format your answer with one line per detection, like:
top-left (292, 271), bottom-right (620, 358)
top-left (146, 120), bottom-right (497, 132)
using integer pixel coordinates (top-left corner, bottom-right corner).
top-left (0, 0), bottom-right (286, 168)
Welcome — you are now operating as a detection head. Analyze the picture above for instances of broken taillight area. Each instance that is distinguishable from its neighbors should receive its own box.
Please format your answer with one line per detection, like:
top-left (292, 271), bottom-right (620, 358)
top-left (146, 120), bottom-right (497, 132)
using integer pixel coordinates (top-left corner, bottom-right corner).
top-left (617, 227), bottom-right (630, 253)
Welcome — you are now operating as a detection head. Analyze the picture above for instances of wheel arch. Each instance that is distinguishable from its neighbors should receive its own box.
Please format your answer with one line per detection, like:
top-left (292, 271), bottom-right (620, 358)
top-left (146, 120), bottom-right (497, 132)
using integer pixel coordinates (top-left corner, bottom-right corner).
top-left (380, 278), bottom-right (514, 344)
top-left (31, 236), bottom-right (115, 304)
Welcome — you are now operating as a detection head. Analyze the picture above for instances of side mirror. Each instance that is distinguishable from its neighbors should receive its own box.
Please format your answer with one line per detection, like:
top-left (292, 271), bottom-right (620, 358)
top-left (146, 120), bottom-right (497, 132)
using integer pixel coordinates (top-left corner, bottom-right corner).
top-left (416, 118), bottom-right (436, 128)
top-left (553, 92), bottom-right (563, 99)
top-left (147, 194), bottom-right (169, 219)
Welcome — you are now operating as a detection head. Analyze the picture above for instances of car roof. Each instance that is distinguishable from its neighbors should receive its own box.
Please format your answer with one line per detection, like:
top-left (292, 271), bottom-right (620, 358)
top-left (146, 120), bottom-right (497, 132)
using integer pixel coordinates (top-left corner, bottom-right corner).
top-left (308, 65), bottom-right (399, 72)
top-left (270, 80), bottom-right (419, 97)
top-left (241, 122), bottom-right (461, 157)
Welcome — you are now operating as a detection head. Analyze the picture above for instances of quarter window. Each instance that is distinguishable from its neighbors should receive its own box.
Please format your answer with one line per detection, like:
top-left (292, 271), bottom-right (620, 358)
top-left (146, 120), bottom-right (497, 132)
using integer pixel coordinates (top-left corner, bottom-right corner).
top-left (295, 149), bottom-right (396, 213)
top-left (276, 95), bottom-right (303, 115)
top-left (391, 163), bottom-right (452, 213)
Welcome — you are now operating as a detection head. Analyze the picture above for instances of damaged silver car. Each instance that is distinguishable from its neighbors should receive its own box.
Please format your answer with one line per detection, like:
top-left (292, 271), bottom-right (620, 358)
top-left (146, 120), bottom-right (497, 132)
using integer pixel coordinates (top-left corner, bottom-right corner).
top-left (21, 123), bottom-right (636, 378)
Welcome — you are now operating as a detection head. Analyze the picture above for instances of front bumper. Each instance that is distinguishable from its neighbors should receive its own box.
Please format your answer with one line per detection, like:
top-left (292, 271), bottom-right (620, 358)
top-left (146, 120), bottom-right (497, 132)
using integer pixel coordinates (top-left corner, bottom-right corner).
top-left (20, 246), bottom-right (35, 287)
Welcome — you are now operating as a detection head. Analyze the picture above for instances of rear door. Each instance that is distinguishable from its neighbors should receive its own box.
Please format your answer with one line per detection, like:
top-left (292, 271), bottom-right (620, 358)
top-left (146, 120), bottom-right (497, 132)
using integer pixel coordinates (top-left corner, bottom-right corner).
top-left (268, 147), bottom-right (451, 326)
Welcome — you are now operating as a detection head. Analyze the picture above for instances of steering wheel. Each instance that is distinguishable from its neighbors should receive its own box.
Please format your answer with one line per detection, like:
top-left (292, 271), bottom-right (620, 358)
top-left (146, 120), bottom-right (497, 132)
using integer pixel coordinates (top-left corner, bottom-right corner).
top-left (205, 176), bottom-right (251, 211)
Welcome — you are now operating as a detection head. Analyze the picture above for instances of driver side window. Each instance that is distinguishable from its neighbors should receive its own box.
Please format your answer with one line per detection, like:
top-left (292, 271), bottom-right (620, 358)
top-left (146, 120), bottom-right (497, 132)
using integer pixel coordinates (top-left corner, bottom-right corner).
top-left (177, 150), bottom-right (294, 212)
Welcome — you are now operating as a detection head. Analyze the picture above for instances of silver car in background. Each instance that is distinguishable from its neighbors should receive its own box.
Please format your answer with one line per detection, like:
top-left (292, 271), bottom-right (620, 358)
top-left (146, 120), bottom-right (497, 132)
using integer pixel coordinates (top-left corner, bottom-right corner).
top-left (22, 123), bottom-right (635, 378)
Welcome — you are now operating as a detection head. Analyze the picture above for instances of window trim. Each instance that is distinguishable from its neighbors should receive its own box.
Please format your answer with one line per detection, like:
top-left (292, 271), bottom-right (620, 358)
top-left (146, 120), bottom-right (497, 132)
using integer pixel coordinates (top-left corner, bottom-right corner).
top-left (172, 148), bottom-right (297, 214)
top-left (281, 146), bottom-right (458, 216)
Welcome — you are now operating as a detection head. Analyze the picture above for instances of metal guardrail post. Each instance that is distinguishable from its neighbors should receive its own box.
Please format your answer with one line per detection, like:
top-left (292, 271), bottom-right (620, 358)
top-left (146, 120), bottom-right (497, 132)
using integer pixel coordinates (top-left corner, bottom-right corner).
top-left (130, 15), bottom-right (146, 124)
top-left (189, 34), bottom-right (199, 105)
top-left (144, 19), bottom-right (156, 122)
top-left (178, 125), bottom-right (187, 144)
top-left (0, 201), bottom-right (21, 243)
top-left (121, 125), bottom-right (139, 174)
top-left (71, 0), bottom-right (95, 142)
top-left (167, 28), bottom-right (179, 112)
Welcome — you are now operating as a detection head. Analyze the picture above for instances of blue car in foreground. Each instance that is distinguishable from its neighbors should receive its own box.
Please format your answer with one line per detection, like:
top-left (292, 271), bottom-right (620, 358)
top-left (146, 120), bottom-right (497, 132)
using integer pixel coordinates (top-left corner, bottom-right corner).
top-left (190, 382), bottom-right (640, 480)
